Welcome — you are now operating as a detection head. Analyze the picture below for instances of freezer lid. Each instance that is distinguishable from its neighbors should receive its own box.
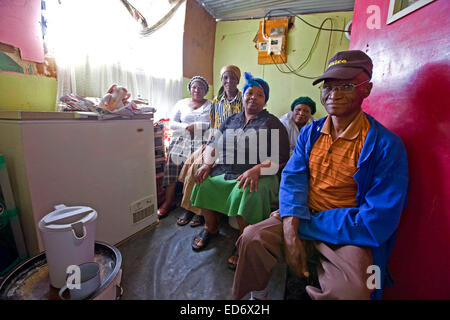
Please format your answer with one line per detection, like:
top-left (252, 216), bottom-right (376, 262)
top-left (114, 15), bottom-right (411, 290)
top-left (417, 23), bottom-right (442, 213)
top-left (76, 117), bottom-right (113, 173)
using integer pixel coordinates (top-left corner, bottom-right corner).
top-left (0, 111), bottom-right (153, 121)
top-left (0, 111), bottom-right (79, 120)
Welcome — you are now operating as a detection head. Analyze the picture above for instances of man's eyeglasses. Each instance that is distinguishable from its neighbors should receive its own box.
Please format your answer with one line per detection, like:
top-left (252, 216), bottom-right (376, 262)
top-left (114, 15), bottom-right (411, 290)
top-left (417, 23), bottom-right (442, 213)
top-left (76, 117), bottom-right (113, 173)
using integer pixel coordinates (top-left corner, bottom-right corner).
top-left (320, 80), bottom-right (370, 96)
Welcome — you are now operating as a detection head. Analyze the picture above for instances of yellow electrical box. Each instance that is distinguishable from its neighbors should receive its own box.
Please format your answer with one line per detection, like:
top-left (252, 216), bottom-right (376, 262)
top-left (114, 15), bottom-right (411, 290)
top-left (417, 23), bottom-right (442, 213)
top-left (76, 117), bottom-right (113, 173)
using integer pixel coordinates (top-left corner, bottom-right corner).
top-left (256, 18), bottom-right (289, 65)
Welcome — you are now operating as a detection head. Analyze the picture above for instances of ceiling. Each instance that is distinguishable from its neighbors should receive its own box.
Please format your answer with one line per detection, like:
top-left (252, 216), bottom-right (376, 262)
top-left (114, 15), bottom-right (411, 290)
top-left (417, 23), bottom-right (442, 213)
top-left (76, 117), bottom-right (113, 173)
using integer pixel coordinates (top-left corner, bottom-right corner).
top-left (195, 0), bottom-right (355, 21)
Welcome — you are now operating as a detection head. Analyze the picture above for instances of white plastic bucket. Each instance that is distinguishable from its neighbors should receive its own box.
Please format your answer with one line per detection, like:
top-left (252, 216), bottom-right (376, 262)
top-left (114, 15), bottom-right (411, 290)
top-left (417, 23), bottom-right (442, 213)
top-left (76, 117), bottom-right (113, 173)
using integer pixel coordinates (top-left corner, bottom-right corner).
top-left (38, 204), bottom-right (97, 288)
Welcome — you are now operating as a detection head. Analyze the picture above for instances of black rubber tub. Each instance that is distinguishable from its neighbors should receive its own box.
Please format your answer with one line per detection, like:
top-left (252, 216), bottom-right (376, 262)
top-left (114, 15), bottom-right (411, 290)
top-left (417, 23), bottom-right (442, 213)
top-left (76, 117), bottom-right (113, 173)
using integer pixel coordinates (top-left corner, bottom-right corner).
top-left (0, 241), bottom-right (122, 300)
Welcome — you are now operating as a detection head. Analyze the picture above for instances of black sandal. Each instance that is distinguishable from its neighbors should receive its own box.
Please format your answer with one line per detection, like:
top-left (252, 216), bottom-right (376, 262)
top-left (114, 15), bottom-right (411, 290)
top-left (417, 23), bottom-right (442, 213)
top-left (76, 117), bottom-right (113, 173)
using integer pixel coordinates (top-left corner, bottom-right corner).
top-left (227, 246), bottom-right (239, 270)
top-left (190, 214), bottom-right (205, 227)
top-left (192, 228), bottom-right (217, 251)
top-left (177, 210), bottom-right (194, 226)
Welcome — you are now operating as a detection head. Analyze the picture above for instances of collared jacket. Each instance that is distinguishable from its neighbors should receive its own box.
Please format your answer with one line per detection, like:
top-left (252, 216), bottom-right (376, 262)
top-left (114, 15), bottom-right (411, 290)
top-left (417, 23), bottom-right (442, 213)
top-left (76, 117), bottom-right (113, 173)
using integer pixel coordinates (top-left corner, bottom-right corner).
top-left (279, 113), bottom-right (409, 300)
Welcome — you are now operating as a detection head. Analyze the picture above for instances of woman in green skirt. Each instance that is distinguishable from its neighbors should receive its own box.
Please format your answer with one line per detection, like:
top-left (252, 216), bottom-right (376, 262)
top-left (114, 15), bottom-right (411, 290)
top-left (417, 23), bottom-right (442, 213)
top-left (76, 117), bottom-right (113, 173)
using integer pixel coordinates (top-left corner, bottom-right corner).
top-left (190, 72), bottom-right (290, 269)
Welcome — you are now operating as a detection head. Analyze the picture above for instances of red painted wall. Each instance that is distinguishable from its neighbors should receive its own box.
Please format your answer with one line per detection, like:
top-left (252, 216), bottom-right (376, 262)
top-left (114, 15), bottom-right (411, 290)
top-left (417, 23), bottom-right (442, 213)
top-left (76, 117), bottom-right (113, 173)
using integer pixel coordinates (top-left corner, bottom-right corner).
top-left (350, 0), bottom-right (450, 299)
top-left (0, 0), bottom-right (44, 62)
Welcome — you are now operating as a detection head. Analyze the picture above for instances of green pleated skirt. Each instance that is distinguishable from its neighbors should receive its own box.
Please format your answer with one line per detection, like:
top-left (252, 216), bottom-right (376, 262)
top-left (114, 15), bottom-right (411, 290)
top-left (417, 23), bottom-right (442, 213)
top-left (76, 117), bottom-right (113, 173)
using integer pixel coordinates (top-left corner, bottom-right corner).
top-left (190, 174), bottom-right (279, 225)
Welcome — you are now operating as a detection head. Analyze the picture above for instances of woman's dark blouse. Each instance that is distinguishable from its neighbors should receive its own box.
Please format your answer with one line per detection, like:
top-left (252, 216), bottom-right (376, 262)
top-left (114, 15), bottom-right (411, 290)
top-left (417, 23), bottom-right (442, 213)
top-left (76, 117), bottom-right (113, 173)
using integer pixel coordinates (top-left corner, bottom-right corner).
top-left (208, 109), bottom-right (290, 180)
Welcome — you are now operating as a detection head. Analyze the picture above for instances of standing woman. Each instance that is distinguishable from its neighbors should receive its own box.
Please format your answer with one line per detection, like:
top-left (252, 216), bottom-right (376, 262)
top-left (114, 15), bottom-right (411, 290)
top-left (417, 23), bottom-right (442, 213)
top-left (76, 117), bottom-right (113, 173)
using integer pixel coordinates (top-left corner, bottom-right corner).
top-left (157, 76), bottom-right (212, 218)
top-left (210, 65), bottom-right (243, 131)
top-left (190, 72), bottom-right (290, 269)
top-left (176, 65), bottom-right (243, 227)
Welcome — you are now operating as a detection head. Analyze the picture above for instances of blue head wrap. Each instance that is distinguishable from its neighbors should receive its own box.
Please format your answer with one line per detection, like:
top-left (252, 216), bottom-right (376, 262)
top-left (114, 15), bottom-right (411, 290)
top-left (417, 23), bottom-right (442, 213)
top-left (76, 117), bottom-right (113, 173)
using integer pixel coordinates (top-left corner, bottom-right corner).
top-left (242, 72), bottom-right (269, 103)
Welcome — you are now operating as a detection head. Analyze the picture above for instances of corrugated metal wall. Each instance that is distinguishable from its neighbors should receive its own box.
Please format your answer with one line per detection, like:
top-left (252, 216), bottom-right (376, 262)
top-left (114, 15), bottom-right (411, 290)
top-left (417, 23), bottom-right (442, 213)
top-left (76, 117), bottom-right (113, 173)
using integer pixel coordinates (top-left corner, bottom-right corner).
top-left (196, 0), bottom-right (354, 20)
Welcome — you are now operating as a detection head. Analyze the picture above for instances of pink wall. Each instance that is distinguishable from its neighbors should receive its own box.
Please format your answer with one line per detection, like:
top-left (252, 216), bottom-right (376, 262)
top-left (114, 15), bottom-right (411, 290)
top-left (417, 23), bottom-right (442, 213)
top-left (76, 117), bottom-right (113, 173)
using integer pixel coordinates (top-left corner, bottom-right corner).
top-left (0, 0), bottom-right (44, 63)
top-left (350, 0), bottom-right (450, 299)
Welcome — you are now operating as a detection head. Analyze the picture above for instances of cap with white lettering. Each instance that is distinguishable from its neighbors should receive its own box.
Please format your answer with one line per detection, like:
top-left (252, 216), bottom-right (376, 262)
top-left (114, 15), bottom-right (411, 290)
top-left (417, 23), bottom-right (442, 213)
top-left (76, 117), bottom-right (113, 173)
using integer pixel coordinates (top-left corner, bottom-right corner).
top-left (312, 50), bottom-right (373, 85)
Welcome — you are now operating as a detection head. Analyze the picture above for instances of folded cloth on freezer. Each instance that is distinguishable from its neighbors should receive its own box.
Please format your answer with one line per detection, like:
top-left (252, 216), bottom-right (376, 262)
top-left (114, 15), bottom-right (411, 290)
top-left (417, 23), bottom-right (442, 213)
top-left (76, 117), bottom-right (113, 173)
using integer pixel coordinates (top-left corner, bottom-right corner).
top-left (103, 105), bottom-right (156, 118)
top-left (59, 88), bottom-right (156, 119)
top-left (59, 94), bottom-right (100, 112)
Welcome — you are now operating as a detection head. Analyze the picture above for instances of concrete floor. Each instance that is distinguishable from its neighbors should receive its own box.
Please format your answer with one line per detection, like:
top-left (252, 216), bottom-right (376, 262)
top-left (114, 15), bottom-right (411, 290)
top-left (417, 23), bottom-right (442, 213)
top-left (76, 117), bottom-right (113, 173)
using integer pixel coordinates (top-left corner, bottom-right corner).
top-left (117, 206), bottom-right (287, 300)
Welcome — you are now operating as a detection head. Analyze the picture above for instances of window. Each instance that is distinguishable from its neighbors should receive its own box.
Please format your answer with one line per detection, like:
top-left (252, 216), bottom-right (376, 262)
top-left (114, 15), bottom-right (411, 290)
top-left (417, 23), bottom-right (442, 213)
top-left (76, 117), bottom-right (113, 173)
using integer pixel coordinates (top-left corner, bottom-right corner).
top-left (387, 0), bottom-right (435, 24)
top-left (46, 0), bottom-right (186, 119)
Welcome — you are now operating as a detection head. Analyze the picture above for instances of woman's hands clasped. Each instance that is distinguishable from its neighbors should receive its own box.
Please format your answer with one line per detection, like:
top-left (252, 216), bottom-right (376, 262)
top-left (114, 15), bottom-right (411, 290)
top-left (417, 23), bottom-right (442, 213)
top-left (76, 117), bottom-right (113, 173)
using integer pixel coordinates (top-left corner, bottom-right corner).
top-left (236, 165), bottom-right (261, 193)
top-left (194, 164), bottom-right (212, 185)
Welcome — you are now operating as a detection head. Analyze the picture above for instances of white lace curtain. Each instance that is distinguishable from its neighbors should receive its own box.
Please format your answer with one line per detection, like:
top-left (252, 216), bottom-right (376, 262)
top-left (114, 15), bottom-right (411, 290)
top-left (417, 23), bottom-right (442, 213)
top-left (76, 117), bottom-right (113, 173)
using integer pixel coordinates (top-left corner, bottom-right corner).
top-left (46, 0), bottom-right (185, 119)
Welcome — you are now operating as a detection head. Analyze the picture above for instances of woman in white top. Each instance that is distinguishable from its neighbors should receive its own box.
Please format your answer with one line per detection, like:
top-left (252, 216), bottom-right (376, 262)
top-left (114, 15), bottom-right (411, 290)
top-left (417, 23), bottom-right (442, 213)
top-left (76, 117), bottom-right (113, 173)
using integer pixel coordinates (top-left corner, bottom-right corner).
top-left (279, 96), bottom-right (316, 152)
top-left (158, 76), bottom-right (212, 218)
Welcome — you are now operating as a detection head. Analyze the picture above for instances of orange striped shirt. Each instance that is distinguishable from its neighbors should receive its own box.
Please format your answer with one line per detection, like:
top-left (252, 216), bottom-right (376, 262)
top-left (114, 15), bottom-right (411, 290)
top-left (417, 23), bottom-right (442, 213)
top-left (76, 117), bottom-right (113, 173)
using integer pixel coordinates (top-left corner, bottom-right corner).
top-left (308, 111), bottom-right (370, 211)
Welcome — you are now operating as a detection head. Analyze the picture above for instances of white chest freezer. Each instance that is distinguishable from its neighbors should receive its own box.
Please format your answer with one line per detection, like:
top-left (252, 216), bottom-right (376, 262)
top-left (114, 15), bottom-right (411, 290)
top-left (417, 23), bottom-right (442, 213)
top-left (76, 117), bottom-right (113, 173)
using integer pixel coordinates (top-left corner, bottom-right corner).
top-left (0, 111), bottom-right (158, 256)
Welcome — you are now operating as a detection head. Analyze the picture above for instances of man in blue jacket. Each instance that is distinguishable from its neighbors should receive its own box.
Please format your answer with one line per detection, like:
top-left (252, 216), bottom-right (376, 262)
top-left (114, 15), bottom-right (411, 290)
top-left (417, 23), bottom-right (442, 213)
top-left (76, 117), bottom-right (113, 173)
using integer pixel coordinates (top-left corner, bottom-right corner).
top-left (232, 50), bottom-right (409, 300)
